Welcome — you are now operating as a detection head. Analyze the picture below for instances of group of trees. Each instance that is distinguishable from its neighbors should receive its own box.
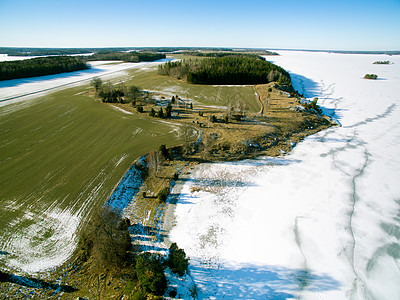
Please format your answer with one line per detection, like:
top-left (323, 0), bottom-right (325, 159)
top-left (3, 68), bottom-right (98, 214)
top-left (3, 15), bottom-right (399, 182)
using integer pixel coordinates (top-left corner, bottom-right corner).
top-left (148, 102), bottom-right (173, 119)
top-left (87, 51), bottom-right (166, 62)
top-left (303, 97), bottom-right (322, 114)
top-left (79, 205), bottom-right (190, 298)
top-left (135, 243), bottom-right (189, 296)
top-left (79, 206), bottom-right (131, 268)
top-left (184, 52), bottom-right (267, 60)
top-left (0, 56), bottom-right (89, 81)
top-left (158, 56), bottom-right (292, 86)
top-left (91, 77), bottom-right (141, 104)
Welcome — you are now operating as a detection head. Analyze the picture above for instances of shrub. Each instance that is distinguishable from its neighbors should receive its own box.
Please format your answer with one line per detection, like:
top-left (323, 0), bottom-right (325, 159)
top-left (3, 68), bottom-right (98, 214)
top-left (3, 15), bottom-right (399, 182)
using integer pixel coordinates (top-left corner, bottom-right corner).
top-left (303, 97), bottom-right (322, 114)
top-left (124, 280), bottom-right (135, 296)
top-left (136, 254), bottom-right (167, 296)
top-left (136, 106), bottom-right (144, 113)
top-left (159, 144), bottom-right (169, 160)
top-left (167, 243), bottom-right (189, 277)
top-left (118, 217), bottom-right (131, 231)
top-left (149, 108), bottom-right (156, 117)
top-left (169, 289), bottom-right (178, 298)
top-left (131, 291), bottom-right (146, 300)
top-left (232, 114), bottom-right (243, 121)
top-left (364, 74), bottom-right (378, 79)
top-left (165, 103), bottom-right (172, 118)
top-left (0, 270), bottom-right (8, 282)
top-left (157, 187), bottom-right (170, 202)
top-left (156, 107), bottom-right (164, 118)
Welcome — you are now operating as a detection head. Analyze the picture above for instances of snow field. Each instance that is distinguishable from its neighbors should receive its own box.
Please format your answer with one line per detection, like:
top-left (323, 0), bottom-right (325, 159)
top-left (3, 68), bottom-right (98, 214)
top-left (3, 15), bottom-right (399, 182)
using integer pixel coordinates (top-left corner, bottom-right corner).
top-left (170, 51), bottom-right (400, 299)
top-left (0, 59), bottom-right (167, 107)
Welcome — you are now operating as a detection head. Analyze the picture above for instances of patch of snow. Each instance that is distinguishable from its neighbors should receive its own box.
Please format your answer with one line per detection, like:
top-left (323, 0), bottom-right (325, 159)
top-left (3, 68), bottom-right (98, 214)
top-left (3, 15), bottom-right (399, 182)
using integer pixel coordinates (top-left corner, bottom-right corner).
top-left (2, 206), bottom-right (80, 274)
top-left (165, 268), bottom-right (197, 299)
top-left (110, 105), bottom-right (134, 115)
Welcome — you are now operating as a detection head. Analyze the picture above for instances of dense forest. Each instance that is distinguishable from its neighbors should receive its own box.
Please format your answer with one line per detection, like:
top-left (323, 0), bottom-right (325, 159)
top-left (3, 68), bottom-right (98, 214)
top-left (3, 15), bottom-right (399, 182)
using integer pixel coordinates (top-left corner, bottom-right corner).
top-left (158, 56), bottom-right (292, 85)
top-left (0, 47), bottom-right (233, 56)
top-left (0, 47), bottom-right (95, 56)
top-left (0, 56), bottom-right (89, 81)
top-left (185, 51), bottom-right (278, 57)
top-left (87, 51), bottom-right (166, 62)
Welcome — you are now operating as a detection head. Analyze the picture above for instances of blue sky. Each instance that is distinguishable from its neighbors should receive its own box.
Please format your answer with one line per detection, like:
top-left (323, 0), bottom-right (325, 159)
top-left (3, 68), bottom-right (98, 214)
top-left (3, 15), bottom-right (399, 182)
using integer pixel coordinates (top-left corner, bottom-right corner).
top-left (0, 0), bottom-right (399, 50)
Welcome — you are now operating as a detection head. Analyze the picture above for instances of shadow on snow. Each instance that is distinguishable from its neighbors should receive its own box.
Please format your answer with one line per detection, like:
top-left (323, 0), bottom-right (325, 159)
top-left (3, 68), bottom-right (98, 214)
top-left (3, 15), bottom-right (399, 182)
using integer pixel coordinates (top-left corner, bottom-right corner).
top-left (190, 260), bottom-right (341, 299)
top-left (0, 270), bottom-right (77, 293)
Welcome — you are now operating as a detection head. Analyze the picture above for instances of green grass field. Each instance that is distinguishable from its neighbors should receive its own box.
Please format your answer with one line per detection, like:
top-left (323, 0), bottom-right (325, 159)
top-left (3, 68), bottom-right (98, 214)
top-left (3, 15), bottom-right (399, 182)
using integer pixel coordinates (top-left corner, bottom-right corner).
top-left (0, 60), bottom-right (262, 274)
top-left (125, 64), bottom-right (260, 112)
top-left (0, 84), bottom-right (187, 273)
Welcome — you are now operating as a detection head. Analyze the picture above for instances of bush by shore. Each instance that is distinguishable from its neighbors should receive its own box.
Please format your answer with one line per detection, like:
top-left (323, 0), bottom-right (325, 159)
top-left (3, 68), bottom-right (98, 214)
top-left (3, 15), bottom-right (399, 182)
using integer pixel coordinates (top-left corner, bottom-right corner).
top-left (364, 74), bottom-right (378, 80)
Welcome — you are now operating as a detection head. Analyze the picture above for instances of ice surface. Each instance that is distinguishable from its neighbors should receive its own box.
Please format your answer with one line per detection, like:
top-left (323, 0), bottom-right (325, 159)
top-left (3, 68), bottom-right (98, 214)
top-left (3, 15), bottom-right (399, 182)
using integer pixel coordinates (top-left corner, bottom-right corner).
top-left (170, 51), bottom-right (400, 299)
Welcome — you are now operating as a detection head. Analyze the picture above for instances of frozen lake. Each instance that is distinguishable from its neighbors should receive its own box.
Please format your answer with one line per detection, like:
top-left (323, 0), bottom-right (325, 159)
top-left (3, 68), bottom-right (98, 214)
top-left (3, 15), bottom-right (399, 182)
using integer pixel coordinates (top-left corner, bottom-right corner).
top-left (169, 51), bottom-right (400, 299)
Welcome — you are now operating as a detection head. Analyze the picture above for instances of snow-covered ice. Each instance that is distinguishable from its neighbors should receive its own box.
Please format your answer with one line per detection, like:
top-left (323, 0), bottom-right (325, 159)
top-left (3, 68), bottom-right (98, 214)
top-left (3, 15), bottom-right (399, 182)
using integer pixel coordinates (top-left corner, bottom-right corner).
top-left (170, 51), bottom-right (400, 299)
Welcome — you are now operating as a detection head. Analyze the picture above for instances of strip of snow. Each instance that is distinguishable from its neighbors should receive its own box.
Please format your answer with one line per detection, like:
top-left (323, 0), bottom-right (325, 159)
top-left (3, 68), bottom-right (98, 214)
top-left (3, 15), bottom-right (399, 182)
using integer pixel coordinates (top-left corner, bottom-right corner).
top-left (110, 105), bottom-right (134, 115)
top-left (0, 60), bottom-right (167, 107)
top-left (106, 156), bottom-right (145, 213)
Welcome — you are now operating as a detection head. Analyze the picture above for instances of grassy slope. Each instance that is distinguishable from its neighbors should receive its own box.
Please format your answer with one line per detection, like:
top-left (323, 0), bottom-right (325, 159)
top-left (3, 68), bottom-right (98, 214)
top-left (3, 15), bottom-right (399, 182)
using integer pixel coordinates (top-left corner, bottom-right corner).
top-left (0, 58), bottom-right (261, 275)
top-left (0, 85), bottom-right (186, 271)
top-left (125, 64), bottom-right (260, 112)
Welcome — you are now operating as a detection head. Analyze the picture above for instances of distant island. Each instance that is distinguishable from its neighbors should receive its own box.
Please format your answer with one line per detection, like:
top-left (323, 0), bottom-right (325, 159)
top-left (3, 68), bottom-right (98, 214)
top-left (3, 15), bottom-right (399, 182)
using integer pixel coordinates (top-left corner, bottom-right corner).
top-left (364, 74), bottom-right (378, 79)
top-left (0, 47), bottom-right (279, 57)
top-left (364, 74), bottom-right (378, 80)
top-left (373, 60), bottom-right (391, 64)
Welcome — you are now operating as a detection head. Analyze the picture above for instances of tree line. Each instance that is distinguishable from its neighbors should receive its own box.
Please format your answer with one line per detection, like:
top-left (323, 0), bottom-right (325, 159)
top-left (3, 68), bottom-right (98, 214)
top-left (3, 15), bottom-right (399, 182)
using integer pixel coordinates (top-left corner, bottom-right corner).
top-left (0, 47), bottom-right (94, 56)
top-left (183, 52), bottom-right (267, 60)
top-left (373, 61), bottom-right (390, 64)
top-left (0, 51), bottom-right (166, 81)
top-left (87, 51), bottom-right (166, 62)
top-left (158, 56), bottom-right (292, 85)
top-left (0, 56), bottom-right (89, 81)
